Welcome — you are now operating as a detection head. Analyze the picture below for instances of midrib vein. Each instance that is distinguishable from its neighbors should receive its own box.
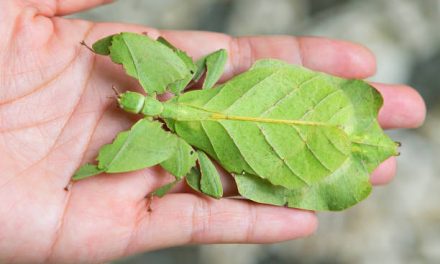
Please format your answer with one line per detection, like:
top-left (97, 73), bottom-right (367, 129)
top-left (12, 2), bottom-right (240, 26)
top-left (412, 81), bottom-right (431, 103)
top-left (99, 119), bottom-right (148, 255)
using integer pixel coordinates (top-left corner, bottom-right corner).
top-left (179, 102), bottom-right (338, 127)
top-left (209, 113), bottom-right (334, 127)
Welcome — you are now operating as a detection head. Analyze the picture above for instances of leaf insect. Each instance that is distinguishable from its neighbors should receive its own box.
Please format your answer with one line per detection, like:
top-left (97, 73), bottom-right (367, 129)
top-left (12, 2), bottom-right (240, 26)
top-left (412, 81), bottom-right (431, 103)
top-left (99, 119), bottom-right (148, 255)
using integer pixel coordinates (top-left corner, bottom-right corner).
top-left (73, 32), bottom-right (400, 211)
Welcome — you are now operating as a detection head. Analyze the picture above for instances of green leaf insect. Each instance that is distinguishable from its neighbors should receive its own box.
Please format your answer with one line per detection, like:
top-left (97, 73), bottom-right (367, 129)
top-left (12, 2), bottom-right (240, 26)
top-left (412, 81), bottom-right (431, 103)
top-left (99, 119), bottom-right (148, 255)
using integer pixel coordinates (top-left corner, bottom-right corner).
top-left (74, 32), bottom-right (399, 211)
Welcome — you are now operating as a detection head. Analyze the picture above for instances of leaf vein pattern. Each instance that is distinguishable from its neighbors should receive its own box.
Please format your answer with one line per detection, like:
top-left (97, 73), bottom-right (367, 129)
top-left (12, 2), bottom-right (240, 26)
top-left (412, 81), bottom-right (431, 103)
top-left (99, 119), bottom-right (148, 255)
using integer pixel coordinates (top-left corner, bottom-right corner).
top-left (201, 85), bottom-right (228, 107)
top-left (122, 38), bottom-right (145, 84)
top-left (215, 121), bottom-right (260, 175)
top-left (351, 141), bottom-right (390, 149)
top-left (291, 126), bottom-right (333, 173)
top-left (260, 75), bottom-right (320, 117)
top-left (219, 71), bottom-right (279, 111)
top-left (104, 132), bottom-right (132, 169)
top-left (325, 133), bottom-right (349, 156)
top-left (327, 105), bottom-right (351, 123)
top-left (199, 121), bottom-right (220, 160)
top-left (299, 89), bottom-right (342, 121)
top-left (256, 124), bottom-right (310, 186)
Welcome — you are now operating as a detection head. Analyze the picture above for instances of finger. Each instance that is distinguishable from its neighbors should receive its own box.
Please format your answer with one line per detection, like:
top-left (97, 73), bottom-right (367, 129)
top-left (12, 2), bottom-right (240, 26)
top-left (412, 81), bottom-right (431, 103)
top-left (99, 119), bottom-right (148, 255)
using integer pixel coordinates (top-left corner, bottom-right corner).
top-left (373, 83), bottom-right (426, 129)
top-left (27, 0), bottom-right (114, 16)
top-left (87, 24), bottom-right (376, 79)
top-left (55, 0), bottom-right (115, 16)
top-left (370, 157), bottom-right (397, 185)
top-left (54, 180), bottom-right (315, 262)
top-left (160, 31), bottom-right (377, 79)
top-left (295, 37), bottom-right (376, 79)
top-left (125, 194), bottom-right (317, 254)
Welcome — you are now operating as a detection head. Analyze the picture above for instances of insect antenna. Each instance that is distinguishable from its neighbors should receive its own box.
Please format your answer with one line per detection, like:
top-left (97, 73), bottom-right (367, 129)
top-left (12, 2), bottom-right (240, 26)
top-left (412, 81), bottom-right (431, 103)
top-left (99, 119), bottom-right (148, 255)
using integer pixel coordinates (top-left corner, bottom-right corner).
top-left (80, 40), bottom-right (94, 53)
top-left (111, 85), bottom-right (121, 97)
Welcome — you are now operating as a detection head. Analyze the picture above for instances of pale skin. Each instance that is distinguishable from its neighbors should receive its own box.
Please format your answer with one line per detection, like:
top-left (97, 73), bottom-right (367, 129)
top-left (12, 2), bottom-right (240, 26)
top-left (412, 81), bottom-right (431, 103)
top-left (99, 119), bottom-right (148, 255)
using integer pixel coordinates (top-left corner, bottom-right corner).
top-left (0, 1), bottom-right (426, 263)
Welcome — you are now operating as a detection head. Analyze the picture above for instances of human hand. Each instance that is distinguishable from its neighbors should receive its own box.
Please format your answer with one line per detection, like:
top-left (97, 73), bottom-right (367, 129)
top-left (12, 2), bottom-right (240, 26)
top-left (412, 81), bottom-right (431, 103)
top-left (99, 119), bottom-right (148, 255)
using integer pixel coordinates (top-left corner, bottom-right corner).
top-left (0, 1), bottom-right (426, 263)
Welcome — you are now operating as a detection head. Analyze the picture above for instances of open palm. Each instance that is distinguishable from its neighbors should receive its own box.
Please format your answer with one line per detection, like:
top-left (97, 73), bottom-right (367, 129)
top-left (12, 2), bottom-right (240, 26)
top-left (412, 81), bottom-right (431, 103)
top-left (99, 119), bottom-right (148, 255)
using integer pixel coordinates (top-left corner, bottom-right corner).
top-left (0, 1), bottom-right (426, 263)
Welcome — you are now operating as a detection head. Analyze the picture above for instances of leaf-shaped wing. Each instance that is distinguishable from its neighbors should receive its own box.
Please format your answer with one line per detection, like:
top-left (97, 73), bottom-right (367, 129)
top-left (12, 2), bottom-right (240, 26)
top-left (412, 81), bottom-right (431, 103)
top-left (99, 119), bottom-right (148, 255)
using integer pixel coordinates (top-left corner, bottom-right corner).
top-left (186, 167), bottom-right (202, 193)
top-left (97, 119), bottom-right (178, 173)
top-left (150, 180), bottom-right (180, 198)
top-left (165, 59), bottom-right (398, 210)
top-left (184, 158), bottom-right (223, 199)
top-left (193, 49), bottom-right (228, 90)
top-left (160, 137), bottom-right (197, 179)
top-left (156, 37), bottom-right (197, 94)
top-left (72, 163), bottom-right (104, 181)
top-left (202, 49), bottom-right (228, 90)
top-left (197, 150), bottom-right (223, 198)
top-left (93, 32), bottom-right (193, 95)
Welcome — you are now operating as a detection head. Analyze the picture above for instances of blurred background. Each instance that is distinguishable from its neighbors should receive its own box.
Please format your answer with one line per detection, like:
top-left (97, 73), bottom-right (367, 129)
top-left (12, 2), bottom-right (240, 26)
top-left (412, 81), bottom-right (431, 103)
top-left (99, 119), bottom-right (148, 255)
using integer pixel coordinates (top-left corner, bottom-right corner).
top-left (71, 0), bottom-right (440, 263)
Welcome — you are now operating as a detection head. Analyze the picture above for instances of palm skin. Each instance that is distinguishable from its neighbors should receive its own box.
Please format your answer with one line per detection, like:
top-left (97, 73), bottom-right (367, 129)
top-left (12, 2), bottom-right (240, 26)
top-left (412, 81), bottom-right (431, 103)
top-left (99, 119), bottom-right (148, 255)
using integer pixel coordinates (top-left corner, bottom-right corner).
top-left (0, 1), bottom-right (426, 263)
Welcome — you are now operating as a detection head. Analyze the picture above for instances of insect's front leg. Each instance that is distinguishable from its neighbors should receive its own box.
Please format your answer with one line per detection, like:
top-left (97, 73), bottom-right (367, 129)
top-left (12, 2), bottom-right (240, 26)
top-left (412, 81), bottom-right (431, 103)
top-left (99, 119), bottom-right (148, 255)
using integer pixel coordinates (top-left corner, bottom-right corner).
top-left (194, 49), bottom-right (228, 90)
top-left (185, 150), bottom-right (224, 199)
